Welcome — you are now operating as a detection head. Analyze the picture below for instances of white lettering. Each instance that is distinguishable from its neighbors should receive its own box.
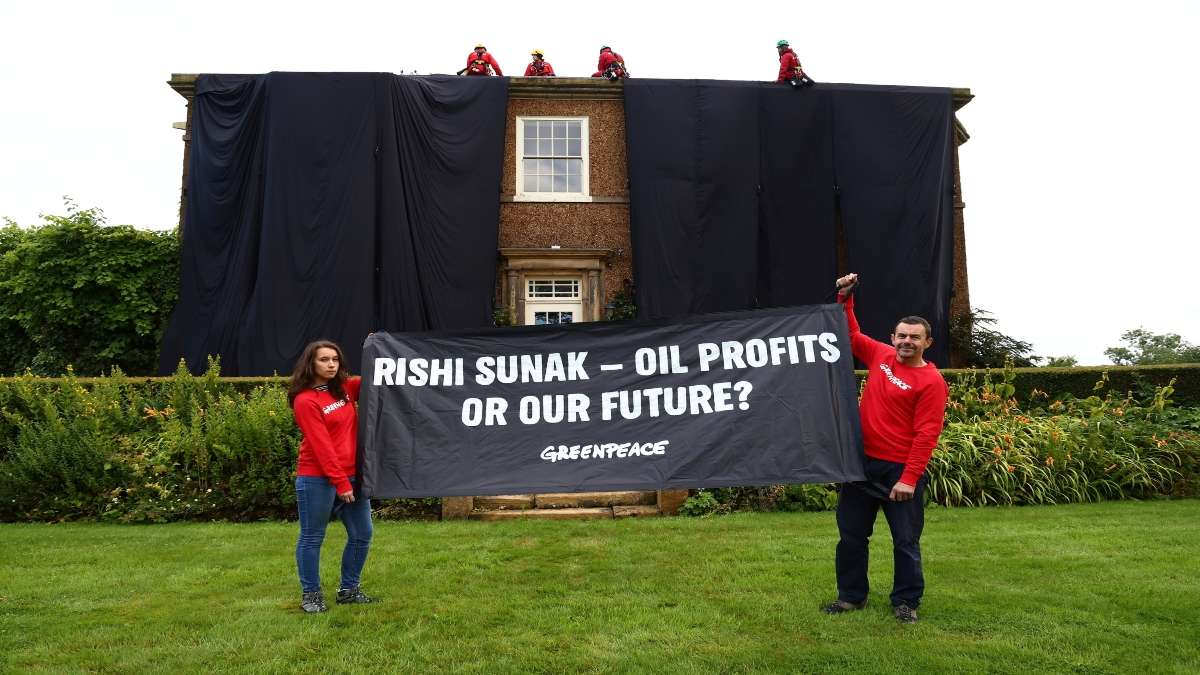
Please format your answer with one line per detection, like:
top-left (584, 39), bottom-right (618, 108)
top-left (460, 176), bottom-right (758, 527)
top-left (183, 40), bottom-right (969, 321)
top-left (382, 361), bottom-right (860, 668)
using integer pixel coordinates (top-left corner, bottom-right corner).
top-left (818, 332), bottom-right (840, 363)
top-left (373, 357), bottom-right (396, 386)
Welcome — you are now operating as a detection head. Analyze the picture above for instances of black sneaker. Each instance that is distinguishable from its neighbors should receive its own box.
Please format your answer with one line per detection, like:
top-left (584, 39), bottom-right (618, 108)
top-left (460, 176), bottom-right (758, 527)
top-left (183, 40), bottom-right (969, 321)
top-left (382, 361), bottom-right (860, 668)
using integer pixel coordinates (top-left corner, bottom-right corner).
top-left (894, 604), bottom-right (919, 624)
top-left (300, 591), bottom-right (327, 613)
top-left (821, 599), bottom-right (867, 614)
top-left (336, 586), bottom-right (377, 604)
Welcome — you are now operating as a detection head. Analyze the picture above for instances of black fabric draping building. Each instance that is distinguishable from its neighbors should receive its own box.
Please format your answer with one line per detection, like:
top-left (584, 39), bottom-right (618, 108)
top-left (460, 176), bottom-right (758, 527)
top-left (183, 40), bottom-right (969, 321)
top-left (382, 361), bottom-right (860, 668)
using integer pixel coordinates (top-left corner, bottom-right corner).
top-left (158, 73), bottom-right (508, 376)
top-left (625, 80), bottom-right (955, 366)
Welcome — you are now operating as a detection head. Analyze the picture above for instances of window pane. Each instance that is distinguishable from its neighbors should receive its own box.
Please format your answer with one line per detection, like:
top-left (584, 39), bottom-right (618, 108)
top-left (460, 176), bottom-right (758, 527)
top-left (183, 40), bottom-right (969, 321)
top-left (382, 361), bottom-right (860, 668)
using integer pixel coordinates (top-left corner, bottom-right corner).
top-left (538, 175), bottom-right (552, 192)
top-left (553, 174), bottom-right (567, 192)
top-left (567, 139), bottom-right (581, 157)
top-left (559, 312), bottom-right (573, 324)
top-left (538, 139), bottom-right (552, 156)
top-left (553, 159), bottom-right (567, 175)
top-left (567, 122), bottom-right (581, 139)
top-left (553, 139), bottom-right (567, 156)
top-left (524, 174), bottom-right (538, 192)
top-left (523, 138), bottom-right (536, 156)
top-left (523, 158), bottom-right (538, 176)
top-left (534, 312), bottom-right (548, 325)
top-left (553, 120), bottom-right (567, 138)
top-left (524, 120), bottom-right (537, 139)
top-left (539, 159), bottom-right (553, 174)
top-left (566, 158), bottom-right (582, 175)
top-left (568, 174), bottom-right (581, 192)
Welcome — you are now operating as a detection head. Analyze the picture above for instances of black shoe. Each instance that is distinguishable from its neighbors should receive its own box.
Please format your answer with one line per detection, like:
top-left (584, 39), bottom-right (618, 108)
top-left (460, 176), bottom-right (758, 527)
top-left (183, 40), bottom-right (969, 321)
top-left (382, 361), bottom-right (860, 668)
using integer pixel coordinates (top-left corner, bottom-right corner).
top-left (821, 599), bottom-right (867, 614)
top-left (894, 604), bottom-right (918, 624)
top-left (336, 586), bottom-right (377, 604)
top-left (300, 591), bottom-right (327, 613)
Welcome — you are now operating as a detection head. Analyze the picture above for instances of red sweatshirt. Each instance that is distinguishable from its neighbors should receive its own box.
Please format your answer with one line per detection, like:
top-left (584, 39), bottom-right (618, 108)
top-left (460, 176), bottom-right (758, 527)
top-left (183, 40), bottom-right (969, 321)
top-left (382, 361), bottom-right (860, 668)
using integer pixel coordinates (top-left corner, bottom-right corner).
top-left (294, 376), bottom-right (362, 494)
top-left (839, 294), bottom-right (948, 486)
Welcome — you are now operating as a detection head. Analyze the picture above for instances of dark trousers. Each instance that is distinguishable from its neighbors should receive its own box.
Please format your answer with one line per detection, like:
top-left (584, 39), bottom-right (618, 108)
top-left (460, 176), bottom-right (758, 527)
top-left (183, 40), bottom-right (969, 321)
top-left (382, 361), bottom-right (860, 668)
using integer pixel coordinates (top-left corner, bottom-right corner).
top-left (835, 457), bottom-right (927, 608)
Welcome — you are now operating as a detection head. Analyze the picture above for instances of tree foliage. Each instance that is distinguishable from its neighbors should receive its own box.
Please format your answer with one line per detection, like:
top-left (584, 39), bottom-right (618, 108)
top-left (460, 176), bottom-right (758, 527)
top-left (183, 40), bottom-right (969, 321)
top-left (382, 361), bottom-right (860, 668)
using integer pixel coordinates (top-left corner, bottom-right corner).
top-left (949, 308), bottom-right (1038, 368)
top-left (1105, 328), bottom-right (1200, 366)
top-left (0, 200), bottom-right (180, 376)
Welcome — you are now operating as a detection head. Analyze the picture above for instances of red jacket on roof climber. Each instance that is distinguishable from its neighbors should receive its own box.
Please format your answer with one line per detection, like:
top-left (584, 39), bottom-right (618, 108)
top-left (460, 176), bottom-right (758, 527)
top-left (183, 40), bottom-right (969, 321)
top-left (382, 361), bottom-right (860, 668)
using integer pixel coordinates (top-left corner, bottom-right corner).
top-left (592, 46), bottom-right (628, 80)
top-left (463, 44), bottom-right (503, 76)
top-left (524, 50), bottom-right (556, 77)
top-left (776, 40), bottom-right (814, 88)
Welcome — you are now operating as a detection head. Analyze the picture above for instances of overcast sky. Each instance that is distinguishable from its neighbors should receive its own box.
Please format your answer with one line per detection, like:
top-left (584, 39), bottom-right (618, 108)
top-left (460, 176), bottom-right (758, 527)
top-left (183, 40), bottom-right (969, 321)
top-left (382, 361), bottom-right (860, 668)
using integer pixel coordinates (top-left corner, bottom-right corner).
top-left (1, 0), bottom-right (1197, 364)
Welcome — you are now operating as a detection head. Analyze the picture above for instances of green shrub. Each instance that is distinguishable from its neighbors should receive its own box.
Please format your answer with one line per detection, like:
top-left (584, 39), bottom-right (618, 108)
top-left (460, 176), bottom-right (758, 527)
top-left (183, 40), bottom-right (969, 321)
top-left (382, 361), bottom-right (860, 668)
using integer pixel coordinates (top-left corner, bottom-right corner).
top-left (679, 490), bottom-right (720, 517)
top-left (0, 201), bottom-right (180, 376)
top-left (692, 366), bottom-right (1199, 515)
top-left (0, 362), bottom-right (436, 523)
top-left (1, 363), bottom-right (1196, 522)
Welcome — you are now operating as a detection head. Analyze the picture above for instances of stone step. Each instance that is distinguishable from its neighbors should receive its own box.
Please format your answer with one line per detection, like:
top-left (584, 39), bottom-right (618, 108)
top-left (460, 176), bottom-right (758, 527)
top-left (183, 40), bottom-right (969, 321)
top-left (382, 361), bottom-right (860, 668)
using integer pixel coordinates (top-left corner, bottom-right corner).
top-left (613, 505), bottom-right (661, 519)
top-left (534, 491), bottom-right (657, 509)
top-left (469, 507), bottom-right (614, 521)
top-left (473, 494), bottom-right (536, 510)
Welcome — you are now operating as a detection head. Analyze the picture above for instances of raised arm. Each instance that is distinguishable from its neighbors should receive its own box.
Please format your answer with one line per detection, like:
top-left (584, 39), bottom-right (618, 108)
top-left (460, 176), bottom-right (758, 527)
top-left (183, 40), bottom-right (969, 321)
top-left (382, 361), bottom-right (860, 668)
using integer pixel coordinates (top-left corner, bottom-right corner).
top-left (835, 273), bottom-right (890, 364)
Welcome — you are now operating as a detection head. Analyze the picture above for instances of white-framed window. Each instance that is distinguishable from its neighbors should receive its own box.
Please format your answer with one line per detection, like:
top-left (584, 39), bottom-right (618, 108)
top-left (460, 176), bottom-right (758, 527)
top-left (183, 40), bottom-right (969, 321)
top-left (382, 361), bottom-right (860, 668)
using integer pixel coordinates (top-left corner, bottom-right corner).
top-left (515, 117), bottom-right (590, 202)
top-left (525, 276), bottom-right (583, 325)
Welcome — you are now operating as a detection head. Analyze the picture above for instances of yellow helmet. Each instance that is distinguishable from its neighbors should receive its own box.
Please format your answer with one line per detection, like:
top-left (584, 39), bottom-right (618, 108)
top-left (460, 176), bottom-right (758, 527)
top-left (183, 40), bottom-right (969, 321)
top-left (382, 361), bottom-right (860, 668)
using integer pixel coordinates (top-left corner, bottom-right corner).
top-left (531, 49), bottom-right (544, 57)
top-left (474, 43), bottom-right (486, 50)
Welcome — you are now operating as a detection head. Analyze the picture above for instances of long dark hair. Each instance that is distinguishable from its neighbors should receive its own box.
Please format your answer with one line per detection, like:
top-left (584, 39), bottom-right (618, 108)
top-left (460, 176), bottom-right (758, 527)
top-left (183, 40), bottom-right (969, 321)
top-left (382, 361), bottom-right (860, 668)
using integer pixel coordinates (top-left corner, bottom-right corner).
top-left (288, 340), bottom-right (349, 407)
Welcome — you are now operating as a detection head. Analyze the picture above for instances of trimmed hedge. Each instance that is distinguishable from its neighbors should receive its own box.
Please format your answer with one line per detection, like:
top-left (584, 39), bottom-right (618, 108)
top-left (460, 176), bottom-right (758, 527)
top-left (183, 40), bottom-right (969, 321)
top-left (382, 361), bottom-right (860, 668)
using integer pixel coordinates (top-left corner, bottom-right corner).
top-left (937, 364), bottom-right (1200, 406)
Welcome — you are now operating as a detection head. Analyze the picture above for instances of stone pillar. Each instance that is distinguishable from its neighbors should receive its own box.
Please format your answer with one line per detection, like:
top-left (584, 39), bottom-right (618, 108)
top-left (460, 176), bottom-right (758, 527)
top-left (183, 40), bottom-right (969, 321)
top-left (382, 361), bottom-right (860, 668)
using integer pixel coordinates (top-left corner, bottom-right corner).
top-left (657, 489), bottom-right (688, 516)
top-left (505, 269), bottom-right (520, 324)
top-left (441, 496), bottom-right (473, 520)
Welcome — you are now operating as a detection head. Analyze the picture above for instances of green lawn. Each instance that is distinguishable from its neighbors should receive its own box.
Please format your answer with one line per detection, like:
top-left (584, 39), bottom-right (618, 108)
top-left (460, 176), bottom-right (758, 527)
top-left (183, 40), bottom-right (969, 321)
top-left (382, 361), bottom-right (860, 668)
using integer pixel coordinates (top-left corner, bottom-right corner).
top-left (2, 501), bottom-right (1198, 674)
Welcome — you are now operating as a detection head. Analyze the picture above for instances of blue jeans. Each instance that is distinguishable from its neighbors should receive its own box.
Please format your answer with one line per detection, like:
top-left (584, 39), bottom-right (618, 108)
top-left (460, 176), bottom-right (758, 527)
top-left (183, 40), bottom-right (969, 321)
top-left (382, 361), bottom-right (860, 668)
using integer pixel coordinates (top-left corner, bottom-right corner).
top-left (835, 457), bottom-right (928, 608)
top-left (295, 476), bottom-right (373, 593)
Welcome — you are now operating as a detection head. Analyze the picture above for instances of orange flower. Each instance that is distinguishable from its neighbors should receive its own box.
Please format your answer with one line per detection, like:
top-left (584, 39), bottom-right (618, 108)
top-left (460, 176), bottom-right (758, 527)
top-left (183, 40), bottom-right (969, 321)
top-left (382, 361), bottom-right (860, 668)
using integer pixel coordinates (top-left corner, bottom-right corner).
top-left (1045, 456), bottom-right (1055, 466)
top-left (992, 446), bottom-right (1003, 456)
top-left (1006, 465), bottom-right (1016, 472)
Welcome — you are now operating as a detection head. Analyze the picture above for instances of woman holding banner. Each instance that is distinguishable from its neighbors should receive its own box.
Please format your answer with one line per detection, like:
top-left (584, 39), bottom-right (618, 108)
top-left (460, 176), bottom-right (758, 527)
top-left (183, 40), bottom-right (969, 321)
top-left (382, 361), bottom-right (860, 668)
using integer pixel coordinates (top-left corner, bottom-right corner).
top-left (288, 340), bottom-right (376, 613)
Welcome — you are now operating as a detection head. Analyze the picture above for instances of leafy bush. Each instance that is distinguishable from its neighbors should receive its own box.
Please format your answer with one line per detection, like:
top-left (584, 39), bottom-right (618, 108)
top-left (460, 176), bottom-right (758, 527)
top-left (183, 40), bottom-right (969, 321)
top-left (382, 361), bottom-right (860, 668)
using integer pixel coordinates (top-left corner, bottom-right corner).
top-left (685, 365), bottom-right (1199, 515)
top-left (0, 201), bottom-right (180, 376)
top-left (678, 489), bottom-right (720, 516)
top-left (2, 363), bottom-right (1197, 522)
top-left (0, 361), bottom-right (436, 522)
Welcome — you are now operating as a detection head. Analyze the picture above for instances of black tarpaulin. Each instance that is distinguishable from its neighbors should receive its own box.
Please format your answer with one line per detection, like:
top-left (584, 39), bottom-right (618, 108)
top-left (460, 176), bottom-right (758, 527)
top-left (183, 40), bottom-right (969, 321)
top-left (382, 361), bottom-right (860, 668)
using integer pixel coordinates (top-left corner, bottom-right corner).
top-left (626, 80), bottom-right (955, 366)
top-left (624, 81), bottom-right (762, 318)
top-left (158, 73), bottom-right (507, 376)
top-left (833, 87), bottom-right (955, 366)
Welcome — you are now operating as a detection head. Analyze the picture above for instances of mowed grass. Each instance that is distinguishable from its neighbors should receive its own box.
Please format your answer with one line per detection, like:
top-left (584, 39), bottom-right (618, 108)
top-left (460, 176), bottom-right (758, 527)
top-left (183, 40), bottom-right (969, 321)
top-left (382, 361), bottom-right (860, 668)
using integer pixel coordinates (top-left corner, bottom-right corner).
top-left (2, 501), bottom-right (1198, 674)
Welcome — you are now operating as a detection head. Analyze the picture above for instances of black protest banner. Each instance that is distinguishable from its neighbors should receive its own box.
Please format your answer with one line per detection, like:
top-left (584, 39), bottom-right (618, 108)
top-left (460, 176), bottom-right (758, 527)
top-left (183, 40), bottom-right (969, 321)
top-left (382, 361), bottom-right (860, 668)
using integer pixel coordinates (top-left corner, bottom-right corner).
top-left (358, 305), bottom-right (865, 498)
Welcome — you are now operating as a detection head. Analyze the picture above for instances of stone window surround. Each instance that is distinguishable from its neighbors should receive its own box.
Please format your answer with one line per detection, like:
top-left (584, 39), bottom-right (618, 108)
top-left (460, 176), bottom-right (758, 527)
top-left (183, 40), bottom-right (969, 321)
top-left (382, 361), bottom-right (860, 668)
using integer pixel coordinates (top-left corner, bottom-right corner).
top-left (499, 247), bottom-right (612, 325)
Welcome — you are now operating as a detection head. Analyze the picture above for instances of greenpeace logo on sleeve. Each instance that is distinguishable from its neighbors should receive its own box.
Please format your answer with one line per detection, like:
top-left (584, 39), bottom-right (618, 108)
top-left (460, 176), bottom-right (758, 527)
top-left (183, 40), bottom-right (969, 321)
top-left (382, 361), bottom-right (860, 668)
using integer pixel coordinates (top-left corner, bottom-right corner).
top-left (878, 364), bottom-right (912, 391)
top-left (322, 399), bottom-right (348, 415)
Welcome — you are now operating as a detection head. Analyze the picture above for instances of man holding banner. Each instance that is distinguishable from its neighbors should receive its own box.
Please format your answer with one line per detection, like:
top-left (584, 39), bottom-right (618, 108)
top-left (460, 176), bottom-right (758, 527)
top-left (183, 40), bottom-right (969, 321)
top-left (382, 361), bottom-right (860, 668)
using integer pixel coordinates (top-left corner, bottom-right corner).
top-left (823, 273), bottom-right (949, 624)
